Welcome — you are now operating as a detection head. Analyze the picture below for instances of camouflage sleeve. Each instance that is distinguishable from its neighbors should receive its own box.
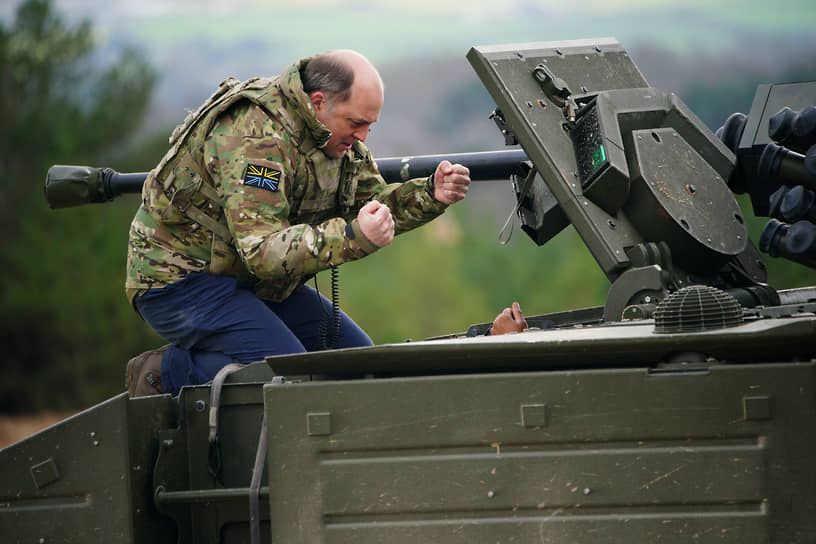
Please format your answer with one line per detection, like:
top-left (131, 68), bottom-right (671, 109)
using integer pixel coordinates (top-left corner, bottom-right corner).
top-left (204, 102), bottom-right (380, 285)
top-left (352, 147), bottom-right (448, 235)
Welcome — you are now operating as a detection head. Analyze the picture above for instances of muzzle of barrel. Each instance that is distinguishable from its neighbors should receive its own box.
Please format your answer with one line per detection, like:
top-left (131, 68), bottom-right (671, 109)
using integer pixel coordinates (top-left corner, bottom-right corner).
top-left (44, 165), bottom-right (112, 209)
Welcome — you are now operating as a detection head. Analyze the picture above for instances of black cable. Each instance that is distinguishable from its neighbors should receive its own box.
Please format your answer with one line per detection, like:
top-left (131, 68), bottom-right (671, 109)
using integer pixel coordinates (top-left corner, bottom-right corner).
top-left (315, 267), bottom-right (340, 350)
top-left (330, 266), bottom-right (340, 348)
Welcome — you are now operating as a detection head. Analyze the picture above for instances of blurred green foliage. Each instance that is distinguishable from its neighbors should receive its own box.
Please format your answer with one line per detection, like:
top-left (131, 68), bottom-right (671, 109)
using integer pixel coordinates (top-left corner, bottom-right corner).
top-left (0, 0), bottom-right (163, 412)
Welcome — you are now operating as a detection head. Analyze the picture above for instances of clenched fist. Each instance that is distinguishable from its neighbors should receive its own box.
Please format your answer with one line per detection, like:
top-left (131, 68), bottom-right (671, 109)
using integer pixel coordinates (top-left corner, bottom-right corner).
top-left (357, 200), bottom-right (394, 247)
top-left (433, 160), bottom-right (471, 205)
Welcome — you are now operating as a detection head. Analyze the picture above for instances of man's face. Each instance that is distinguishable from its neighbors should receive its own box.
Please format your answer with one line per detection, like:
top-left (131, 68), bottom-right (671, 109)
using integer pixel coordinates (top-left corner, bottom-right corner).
top-left (311, 83), bottom-right (382, 159)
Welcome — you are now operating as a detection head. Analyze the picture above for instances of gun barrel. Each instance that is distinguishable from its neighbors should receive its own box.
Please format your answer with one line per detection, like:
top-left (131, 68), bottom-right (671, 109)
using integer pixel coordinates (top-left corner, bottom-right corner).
top-left (113, 172), bottom-right (150, 194)
top-left (376, 149), bottom-right (528, 182)
top-left (45, 149), bottom-right (529, 209)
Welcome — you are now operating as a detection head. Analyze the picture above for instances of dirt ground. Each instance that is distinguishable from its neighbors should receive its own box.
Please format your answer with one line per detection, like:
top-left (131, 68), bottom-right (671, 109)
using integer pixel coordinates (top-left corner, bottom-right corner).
top-left (0, 412), bottom-right (75, 449)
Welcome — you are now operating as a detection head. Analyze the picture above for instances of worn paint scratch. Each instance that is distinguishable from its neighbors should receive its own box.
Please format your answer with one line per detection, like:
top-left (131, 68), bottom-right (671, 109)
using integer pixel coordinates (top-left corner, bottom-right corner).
top-left (641, 464), bottom-right (686, 489)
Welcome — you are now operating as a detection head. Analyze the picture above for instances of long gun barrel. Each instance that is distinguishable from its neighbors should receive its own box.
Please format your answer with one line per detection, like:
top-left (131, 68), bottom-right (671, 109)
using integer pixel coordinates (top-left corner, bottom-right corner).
top-left (44, 149), bottom-right (529, 209)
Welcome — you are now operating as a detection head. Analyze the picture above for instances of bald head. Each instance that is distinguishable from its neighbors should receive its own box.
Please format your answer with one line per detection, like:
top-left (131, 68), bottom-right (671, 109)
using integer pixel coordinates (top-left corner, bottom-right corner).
top-left (301, 49), bottom-right (383, 106)
top-left (304, 50), bottom-right (385, 158)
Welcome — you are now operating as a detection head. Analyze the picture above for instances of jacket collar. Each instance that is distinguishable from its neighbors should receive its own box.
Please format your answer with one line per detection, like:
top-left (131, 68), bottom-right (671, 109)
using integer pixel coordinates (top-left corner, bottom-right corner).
top-left (279, 58), bottom-right (332, 151)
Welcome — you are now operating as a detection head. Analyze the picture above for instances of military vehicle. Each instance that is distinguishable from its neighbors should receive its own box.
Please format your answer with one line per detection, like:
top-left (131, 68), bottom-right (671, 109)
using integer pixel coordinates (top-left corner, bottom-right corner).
top-left (3, 38), bottom-right (816, 543)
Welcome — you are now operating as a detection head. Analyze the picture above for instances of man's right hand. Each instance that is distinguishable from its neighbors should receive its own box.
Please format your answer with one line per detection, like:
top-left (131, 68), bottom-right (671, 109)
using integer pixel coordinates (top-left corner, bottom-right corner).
top-left (357, 200), bottom-right (394, 247)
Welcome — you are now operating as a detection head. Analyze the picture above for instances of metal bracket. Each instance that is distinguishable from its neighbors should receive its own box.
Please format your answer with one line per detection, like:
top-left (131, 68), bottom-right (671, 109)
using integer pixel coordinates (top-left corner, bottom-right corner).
top-left (604, 265), bottom-right (671, 322)
top-left (489, 108), bottom-right (518, 146)
top-left (532, 63), bottom-right (571, 106)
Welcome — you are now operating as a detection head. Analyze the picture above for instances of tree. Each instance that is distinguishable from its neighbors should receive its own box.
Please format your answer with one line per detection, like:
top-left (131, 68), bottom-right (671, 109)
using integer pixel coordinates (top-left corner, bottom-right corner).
top-left (0, 0), bottom-right (160, 412)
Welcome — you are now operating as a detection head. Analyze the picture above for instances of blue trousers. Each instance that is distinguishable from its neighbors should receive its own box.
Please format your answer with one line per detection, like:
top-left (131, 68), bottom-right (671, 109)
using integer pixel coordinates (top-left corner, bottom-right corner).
top-left (133, 273), bottom-right (372, 395)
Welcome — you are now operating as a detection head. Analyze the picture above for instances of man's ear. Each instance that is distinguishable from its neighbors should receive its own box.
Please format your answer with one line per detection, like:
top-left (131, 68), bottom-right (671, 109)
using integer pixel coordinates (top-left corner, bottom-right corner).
top-left (309, 91), bottom-right (326, 112)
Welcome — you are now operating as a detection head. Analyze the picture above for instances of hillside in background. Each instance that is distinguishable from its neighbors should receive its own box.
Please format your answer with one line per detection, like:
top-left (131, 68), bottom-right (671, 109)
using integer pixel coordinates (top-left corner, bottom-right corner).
top-left (3, 0), bottom-right (803, 151)
top-left (102, 1), bottom-right (816, 155)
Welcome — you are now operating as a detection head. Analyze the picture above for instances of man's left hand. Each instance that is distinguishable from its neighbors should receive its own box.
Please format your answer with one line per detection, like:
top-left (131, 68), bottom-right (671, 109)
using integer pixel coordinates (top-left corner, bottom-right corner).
top-left (490, 302), bottom-right (528, 335)
top-left (433, 160), bottom-right (471, 205)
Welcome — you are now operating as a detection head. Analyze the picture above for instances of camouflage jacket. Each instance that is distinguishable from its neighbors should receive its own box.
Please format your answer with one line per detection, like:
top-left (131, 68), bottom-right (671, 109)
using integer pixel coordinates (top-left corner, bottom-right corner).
top-left (126, 58), bottom-right (448, 303)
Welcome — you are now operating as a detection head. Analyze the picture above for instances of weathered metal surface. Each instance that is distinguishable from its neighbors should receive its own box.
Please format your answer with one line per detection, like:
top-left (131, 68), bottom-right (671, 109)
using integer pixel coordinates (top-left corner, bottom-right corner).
top-left (264, 361), bottom-right (816, 543)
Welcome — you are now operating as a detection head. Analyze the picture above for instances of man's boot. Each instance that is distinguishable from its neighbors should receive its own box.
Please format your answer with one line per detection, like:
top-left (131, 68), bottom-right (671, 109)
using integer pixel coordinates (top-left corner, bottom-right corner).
top-left (126, 345), bottom-right (169, 397)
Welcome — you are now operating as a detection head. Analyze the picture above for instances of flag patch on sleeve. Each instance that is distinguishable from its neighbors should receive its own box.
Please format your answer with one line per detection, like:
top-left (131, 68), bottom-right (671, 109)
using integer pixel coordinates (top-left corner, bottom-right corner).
top-left (243, 164), bottom-right (281, 191)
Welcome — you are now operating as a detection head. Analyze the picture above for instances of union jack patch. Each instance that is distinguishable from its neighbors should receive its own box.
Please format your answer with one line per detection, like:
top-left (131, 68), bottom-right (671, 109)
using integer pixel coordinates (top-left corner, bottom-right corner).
top-left (243, 164), bottom-right (281, 192)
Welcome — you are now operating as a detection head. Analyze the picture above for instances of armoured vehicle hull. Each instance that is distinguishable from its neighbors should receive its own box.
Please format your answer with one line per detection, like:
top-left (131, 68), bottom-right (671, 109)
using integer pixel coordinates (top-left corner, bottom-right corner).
top-left (3, 314), bottom-right (816, 543)
top-left (4, 37), bottom-right (816, 543)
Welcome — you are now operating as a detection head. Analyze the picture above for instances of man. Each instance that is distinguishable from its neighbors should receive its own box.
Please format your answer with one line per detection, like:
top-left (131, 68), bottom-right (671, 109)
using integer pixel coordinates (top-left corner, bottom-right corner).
top-left (125, 50), bottom-right (471, 397)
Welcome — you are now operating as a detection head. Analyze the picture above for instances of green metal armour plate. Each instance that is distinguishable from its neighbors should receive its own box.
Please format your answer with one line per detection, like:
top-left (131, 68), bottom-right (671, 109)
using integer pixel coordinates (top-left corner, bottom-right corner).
top-left (263, 361), bottom-right (816, 542)
top-left (466, 39), bottom-right (744, 283)
top-left (467, 38), bottom-right (650, 277)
